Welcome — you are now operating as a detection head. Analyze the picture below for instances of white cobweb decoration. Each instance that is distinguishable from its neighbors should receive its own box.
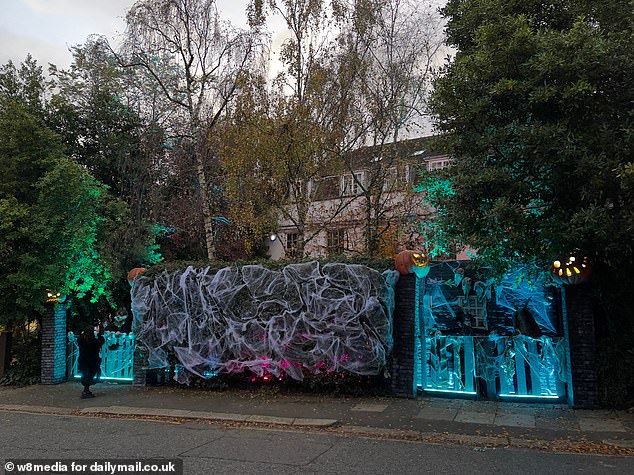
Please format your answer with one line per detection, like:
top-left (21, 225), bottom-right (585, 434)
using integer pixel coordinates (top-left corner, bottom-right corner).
top-left (131, 262), bottom-right (399, 383)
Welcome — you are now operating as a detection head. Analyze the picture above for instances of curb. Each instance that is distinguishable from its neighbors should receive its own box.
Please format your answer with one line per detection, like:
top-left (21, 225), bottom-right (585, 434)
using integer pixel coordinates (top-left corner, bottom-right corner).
top-left (333, 425), bottom-right (634, 456)
top-left (82, 406), bottom-right (338, 427)
top-left (0, 404), bottom-right (338, 428)
top-left (0, 404), bottom-right (75, 416)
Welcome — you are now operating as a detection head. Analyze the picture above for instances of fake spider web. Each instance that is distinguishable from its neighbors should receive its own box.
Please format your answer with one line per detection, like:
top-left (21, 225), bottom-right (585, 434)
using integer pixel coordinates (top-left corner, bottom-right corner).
top-left (418, 262), bottom-right (566, 395)
top-left (131, 262), bottom-right (398, 383)
top-left (421, 262), bottom-right (558, 335)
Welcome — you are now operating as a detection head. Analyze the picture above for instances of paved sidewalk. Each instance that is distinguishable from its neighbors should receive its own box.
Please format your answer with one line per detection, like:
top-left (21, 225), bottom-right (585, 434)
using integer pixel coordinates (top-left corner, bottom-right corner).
top-left (1, 382), bottom-right (633, 453)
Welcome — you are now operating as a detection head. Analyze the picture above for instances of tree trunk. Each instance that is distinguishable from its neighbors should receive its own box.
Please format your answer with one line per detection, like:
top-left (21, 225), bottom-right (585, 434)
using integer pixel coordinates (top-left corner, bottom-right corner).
top-left (297, 231), bottom-right (305, 257)
top-left (195, 154), bottom-right (215, 260)
top-left (365, 193), bottom-right (375, 256)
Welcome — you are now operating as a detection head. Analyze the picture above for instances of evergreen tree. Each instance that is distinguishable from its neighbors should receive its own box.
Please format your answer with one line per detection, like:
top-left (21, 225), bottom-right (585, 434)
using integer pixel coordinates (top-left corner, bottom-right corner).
top-left (429, 0), bottom-right (634, 274)
top-left (428, 0), bottom-right (634, 405)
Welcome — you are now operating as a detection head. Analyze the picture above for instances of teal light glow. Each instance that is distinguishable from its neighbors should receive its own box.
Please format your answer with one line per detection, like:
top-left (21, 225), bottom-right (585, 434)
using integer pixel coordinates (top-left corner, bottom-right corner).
top-left (68, 332), bottom-right (135, 383)
top-left (424, 388), bottom-right (477, 395)
top-left (498, 393), bottom-right (560, 399)
top-left (414, 265), bottom-right (567, 402)
top-left (73, 375), bottom-right (134, 382)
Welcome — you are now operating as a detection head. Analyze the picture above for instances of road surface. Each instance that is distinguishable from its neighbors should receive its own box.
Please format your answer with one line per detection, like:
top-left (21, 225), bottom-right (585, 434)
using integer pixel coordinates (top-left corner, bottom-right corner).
top-left (0, 411), bottom-right (630, 474)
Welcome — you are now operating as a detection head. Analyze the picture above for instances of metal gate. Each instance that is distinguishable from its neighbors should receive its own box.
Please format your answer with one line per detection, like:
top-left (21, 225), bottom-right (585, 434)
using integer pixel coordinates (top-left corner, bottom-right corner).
top-left (414, 262), bottom-right (567, 401)
top-left (417, 331), bottom-right (566, 400)
top-left (67, 332), bottom-right (135, 382)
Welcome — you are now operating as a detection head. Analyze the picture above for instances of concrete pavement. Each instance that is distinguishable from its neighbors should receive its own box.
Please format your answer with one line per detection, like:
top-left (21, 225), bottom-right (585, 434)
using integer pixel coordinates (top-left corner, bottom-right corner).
top-left (2, 411), bottom-right (633, 474)
top-left (0, 382), bottom-right (633, 455)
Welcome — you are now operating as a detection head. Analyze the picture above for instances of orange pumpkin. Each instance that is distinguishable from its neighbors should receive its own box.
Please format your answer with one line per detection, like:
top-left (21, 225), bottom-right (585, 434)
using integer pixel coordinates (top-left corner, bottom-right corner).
top-left (395, 250), bottom-right (430, 278)
top-left (127, 267), bottom-right (147, 285)
top-left (550, 254), bottom-right (590, 285)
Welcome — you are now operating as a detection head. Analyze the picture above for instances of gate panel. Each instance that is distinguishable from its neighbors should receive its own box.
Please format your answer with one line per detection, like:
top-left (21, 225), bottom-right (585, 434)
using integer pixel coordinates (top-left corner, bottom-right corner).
top-left (67, 332), bottom-right (135, 382)
top-left (497, 335), bottom-right (565, 399)
top-left (422, 335), bottom-right (477, 395)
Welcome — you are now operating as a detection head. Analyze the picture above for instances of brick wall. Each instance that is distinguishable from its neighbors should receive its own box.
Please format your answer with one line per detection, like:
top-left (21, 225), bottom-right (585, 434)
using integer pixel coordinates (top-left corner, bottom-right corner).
top-left (41, 302), bottom-right (67, 385)
top-left (0, 331), bottom-right (9, 378)
top-left (133, 345), bottom-right (147, 386)
top-left (391, 274), bottom-right (418, 397)
top-left (562, 284), bottom-right (599, 408)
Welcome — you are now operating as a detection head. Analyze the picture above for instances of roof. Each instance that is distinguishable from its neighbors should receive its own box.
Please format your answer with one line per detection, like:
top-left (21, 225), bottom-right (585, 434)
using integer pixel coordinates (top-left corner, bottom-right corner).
top-left (344, 136), bottom-right (446, 170)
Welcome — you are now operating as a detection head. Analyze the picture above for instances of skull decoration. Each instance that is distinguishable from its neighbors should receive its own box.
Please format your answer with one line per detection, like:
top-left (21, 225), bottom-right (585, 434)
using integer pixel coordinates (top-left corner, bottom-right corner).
top-left (394, 250), bottom-right (430, 278)
top-left (114, 308), bottom-right (128, 331)
top-left (550, 254), bottom-right (590, 285)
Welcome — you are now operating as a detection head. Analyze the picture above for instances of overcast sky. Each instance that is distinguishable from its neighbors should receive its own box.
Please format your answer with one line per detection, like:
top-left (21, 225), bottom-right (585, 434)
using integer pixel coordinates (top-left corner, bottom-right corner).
top-left (0, 0), bottom-right (255, 69)
top-left (0, 0), bottom-right (442, 135)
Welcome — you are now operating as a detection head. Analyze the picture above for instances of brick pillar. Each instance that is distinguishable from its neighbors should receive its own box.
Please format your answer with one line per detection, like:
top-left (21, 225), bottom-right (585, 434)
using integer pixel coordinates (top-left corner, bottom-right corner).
top-left (0, 331), bottom-right (9, 378)
top-left (391, 274), bottom-right (418, 397)
top-left (41, 302), bottom-right (67, 385)
top-left (133, 344), bottom-right (147, 386)
top-left (561, 284), bottom-right (599, 408)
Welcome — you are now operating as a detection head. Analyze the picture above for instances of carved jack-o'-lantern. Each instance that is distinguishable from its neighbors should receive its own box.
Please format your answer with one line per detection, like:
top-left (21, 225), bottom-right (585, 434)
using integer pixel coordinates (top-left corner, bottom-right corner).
top-left (46, 291), bottom-right (64, 303)
top-left (550, 254), bottom-right (590, 285)
top-left (395, 250), bottom-right (430, 278)
top-left (127, 267), bottom-right (147, 285)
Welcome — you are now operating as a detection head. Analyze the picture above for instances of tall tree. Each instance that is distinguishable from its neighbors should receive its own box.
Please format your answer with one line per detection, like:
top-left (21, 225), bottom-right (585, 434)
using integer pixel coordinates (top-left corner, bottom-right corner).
top-left (47, 40), bottom-right (167, 312)
top-left (242, 0), bottom-right (443, 256)
top-left (0, 55), bottom-right (48, 120)
top-left (221, 1), bottom-right (345, 256)
top-left (429, 0), bottom-right (634, 273)
top-left (49, 39), bottom-right (150, 220)
top-left (114, 0), bottom-right (260, 260)
top-left (338, 0), bottom-right (443, 255)
top-left (0, 59), bottom-right (128, 323)
top-left (427, 1), bottom-right (634, 406)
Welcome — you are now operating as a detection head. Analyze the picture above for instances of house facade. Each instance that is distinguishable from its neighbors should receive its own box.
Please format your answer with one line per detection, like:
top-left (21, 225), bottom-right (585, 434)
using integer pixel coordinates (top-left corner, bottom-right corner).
top-left (268, 137), bottom-right (457, 259)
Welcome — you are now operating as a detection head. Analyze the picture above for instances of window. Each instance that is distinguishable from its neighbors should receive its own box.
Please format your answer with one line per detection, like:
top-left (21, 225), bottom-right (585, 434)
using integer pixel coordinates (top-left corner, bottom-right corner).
top-left (341, 172), bottom-right (363, 196)
top-left (315, 176), bottom-right (339, 200)
top-left (288, 180), bottom-right (313, 200)
top-left (427, 159), bottom-right (450, 171)
top-left (327, 229), bottom-right (346, 255)
top-left (383, 167), bottom-right (399, 192)
top-left (285, 232), bottom-right (299, 257)
top-left (457, 296), bottom-right (488, 329)
top-left (403, 164), bottom-right (411, 183)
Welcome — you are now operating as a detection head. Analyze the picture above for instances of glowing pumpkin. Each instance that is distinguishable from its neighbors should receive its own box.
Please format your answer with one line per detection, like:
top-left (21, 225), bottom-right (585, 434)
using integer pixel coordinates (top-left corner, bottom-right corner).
top-left (395, 250), bottom-right (430, 278)
top-left (127, 267), bottom-right (147, 285)
top-left (46, 291), bottom-right (64, 303)
top-left (550, 254), bottom-right (590, 285)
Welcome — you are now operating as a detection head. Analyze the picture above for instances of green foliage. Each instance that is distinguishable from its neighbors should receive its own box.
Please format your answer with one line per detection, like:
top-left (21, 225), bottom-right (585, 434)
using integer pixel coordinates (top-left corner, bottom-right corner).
top-left (0, 57), bottom-right (130, 323)
top-left (140, 224), bottom-right (168, 266)
top-left (0, 96), bottom-right (63, 321)
top-left (4, 156), bottom-right (128, 316)
top-left (34, 158), bottom-right (127, 304)
top-left (413, 170), bottom-right (458, 258)
top-left (429, 0), bottom-right (634, 404)
top-left (429, 0), bottom-right (634, 273)
top-left (0, 55), bottom-right (48, 120)
top-left (48, 39), bottom-right (146, 200)
top-left (46, 42), bottom-right (175, 315)
top-left (0, 326), bottom-right (40, 386)
top-left (0, 102), bottom-right (61, 203)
